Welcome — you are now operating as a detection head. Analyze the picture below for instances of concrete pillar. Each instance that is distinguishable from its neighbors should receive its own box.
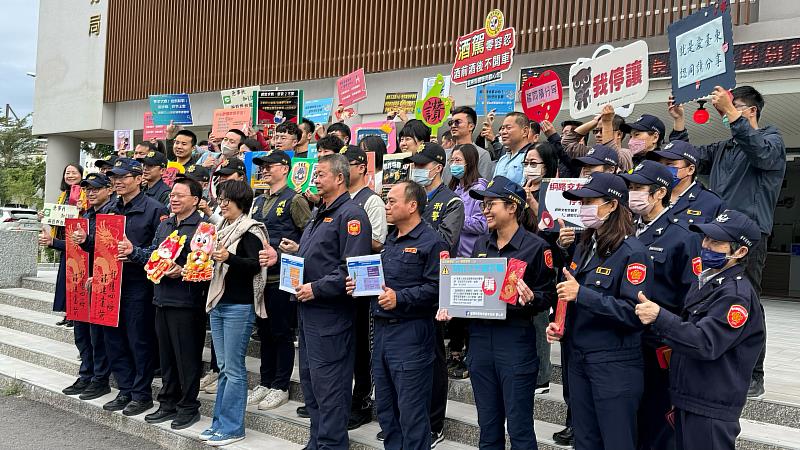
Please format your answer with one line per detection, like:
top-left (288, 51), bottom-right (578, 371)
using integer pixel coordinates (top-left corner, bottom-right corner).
top-left (44, 135), bottom-right (82, 203)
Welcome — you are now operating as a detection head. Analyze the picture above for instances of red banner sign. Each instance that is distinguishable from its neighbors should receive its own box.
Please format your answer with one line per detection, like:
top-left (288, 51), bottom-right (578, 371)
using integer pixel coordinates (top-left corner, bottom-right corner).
top-left (451, 9), bottom-right (516, 88)
top-left (65, 218), bottom-right (90, 322)
top-left (90, 214), bottom-right (125, 327)
top-left (143, 112), bottom-right (167, 141)
top-left (337, 68), bottom-right (368, 107)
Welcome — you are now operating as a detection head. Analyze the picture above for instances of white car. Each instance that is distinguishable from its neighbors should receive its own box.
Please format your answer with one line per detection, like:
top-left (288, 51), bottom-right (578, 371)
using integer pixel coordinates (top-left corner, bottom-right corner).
top-left (0, 206), bottom-right (42, 232)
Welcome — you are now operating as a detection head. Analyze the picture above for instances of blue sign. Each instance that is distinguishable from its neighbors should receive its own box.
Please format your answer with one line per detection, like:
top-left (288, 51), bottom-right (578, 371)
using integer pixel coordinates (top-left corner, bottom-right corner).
top-left (303, 97), bottom-right (334, 125)
top-left (149, 94), bottom-right (193, 125)
top-left (474, 83), bottom-right (516, 115)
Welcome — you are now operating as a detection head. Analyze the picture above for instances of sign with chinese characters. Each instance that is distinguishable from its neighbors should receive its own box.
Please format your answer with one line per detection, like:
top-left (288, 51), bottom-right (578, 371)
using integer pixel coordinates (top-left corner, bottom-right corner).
top-left (142, 112), bottom-right (167, 141)
top-left (351, 120), bottom-right (398, 154)
top-left (337, 68), bottom-right (368, 107)
top-left (287, 157), bottom-right (318, 194)
top-left (221, 86), bottom-right (259, 109)
top-left (211, 108), bottom-right (252, 137)
top-left (537, 178), bottom-right (589, 231)
top-left (439, 258), bottom-right (508, 320)
top-left (383, 92), bottom-right (418, 114)
top-left (381, 152), bottom-right (411, 200)
top-left (668, 0), bottom-right (735, 104)
top-left (42, 203), bottom-right (79, 227)
top-left (414, 74), bottom-right (453, 136)
top-left (149, 93), bottom-right (193, 125)
top-left (253, 90), bottom-right (303, 129)
top-left (420, 75), bottom-right (451, 100)
top-left (568, 40), bottom-right (649, 119)
top-left (475, 83), bottom-right (516, 115)
top-left (304, 97), bottom-right (334, 124)
top-left (65, 218), bottom-right (90, 322)
top-left (520, 70), bottom-right (563, 122)
top-left (90, 214), bottom-right (125, 327)
top-left (451, 9), bottom-right (516, 88)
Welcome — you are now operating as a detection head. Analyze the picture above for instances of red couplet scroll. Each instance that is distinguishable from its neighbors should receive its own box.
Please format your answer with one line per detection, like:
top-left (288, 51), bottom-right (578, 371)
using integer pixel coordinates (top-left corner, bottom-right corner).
top-left (64, 218), bottom-right (90, 322)
top-left (554, 299), bottom-right (568, 334)
top-left (89, 214), bottom-right (125, 327)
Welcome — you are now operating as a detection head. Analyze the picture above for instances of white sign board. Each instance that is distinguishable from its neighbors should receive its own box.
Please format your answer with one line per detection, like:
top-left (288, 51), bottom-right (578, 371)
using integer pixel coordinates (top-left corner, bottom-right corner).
top-left (439, 258), bottom-right (507, 320)
top-left (42, 203), bottom-right (79, 227)
top-left (221, 86), bottom-right (259, 109)
top-left (537, 178), bottom-right (589, 232)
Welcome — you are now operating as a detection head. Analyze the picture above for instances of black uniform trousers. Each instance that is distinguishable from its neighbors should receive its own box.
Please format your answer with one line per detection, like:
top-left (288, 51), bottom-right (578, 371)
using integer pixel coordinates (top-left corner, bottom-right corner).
top-left (154, 305), bottom-right (206, 417)
top-left (561, 340), bottom-right (572, 429)
top-left (429, 321), bottom-right (449, 434)
top-left (745, 233), bottom-right (768, 382)
top-left (103, 296), bottom-right (156, 401)
top-left (675, 409), bottom-right (739, 450)
top-left (637, 345), bottom-right (674, 450)
top-left (74, 320), bottom-right (110, 384)
top-left (257, 284), bottom-right (296, 391)
top-left (352, 298), bottom-right (373, 410)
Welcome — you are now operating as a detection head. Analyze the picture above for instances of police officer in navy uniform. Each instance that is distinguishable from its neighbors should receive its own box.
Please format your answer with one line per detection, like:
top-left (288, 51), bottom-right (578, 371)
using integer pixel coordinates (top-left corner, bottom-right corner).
top-left (405, 142), bottom-right (464, 446)
top-left (573, 144), bottom-right (620, 178)
top-left (635, 210), bottom-right (764, 450)
top-left (345, 180), bottom-right (446, 450)
top-left (137, 151), bottom-right (171, 205)
top-left (104, 158), bottom-right (169, 416)
top-left (546, 172), bottom-right (652, 450)
top-left (647, 140), bottom-right (725, 226)
top-left (441, 176), bottom-right (555, 449)
top-left (294, 154), bottom-right (372, 450)
top-left (620, 161), bottom-right (702, 450)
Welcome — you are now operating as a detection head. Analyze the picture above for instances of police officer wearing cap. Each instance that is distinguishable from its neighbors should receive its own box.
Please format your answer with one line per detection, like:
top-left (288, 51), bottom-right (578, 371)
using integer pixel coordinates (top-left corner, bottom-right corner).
top-left (624, 114), bottom-right (666, 164)
top-left (635, 209), bottom-right (764, 450)
top-left (406, 142), bottom-right (465, 442)
top-left (178, 164), bottom-right (211, 196)
top-left (137, 150), bottom-right (171, 205)
top-left (95, 155), bottom-right (118, 174)
top-left (294, 153), bottom-right (372, 450)
top-left (574, 144), bottom-right (620, 178)
top-left (647, 140), bottom-right (725, 227)
top-left (439, 176), bottom-right (556, 449)
top-left (246, 150), bottom-right (311, 410)
top-left (204, 158), bottom-right (247, 225)
top-left (346, 180), bottom-right (447, 450)
top-left (61, 173), bottom-right (116, 401)
top-left (106, 157), bottom-right (169, 416)
top-left (620, 161), bottom-right (702, 450)
top-left (546, 172), bottom-right (652, 450)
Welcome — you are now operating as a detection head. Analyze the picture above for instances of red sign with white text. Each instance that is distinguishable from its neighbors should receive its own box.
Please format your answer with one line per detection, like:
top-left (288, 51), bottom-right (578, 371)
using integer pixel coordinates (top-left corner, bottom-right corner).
top-left (337, 68), bottom-right (368, 107)
top-left (451, 10), bottom-right (516, 88)
top-left (90, 214), bottom-right (125, 327)
top-left (143, 112), bottom-right (168, 141)
top-left (65, 218), bottom-right (90, 322)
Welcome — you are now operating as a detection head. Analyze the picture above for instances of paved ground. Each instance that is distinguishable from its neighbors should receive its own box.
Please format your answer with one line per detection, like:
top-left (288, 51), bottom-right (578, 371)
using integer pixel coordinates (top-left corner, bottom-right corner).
top-left (0, 395), bottom-right (161, 449)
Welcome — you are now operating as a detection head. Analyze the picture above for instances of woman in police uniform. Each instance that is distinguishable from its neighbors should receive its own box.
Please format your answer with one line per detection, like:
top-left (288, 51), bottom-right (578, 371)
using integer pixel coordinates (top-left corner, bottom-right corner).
top-left (546, 172), bottom-right (652, 450)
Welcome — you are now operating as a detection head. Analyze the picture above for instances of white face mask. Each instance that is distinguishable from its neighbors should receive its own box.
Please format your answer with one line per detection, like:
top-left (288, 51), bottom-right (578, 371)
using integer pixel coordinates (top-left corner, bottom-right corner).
top-left (628, 190), bottom-right (655, 216)
top-left (524, 165), bottom-right (543, 182)
top-left (221, 144), bottom-right (238, 158)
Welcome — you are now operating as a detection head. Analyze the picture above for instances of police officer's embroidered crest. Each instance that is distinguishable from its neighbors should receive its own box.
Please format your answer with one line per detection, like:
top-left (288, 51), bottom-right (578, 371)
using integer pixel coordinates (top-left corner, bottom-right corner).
top-left (692, 257), bottom-right (702, 276)
top-left (347, 220), bottom-right (361, 236)
top-left (147, 151), bottom-right (155, 157)
top-left (626, 263), bottom-right (646, 285)
top-left (716, 213), bottom-right (730, 223)
top-left (544, 249), bottom-right (553, 269)
top-left (727, 304), bottom-right (748, 328)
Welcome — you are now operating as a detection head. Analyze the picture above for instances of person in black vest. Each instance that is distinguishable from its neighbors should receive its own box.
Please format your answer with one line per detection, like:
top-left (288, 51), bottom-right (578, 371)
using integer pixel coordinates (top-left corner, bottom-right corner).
top-left (344, 146), bottom-right (388, 430)
top-left (246, 150), bottom-right (311, 411)
top-left (137, 150), bottom-right (171, 205)
top-left (405, 142), bottom-right (464, 447)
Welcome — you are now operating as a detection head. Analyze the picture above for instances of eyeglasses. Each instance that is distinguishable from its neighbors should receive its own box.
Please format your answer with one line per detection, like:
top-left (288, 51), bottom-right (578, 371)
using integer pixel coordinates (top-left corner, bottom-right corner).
top-left (109, 174), bottom-right (135, 181)
top-left (168, 193), bottom-right (195, 200)
top-left (218, 198), bottom-right (230, 207)
top-left (522, 161), bottom-right (543, 167)
top-left (447, 119), bottom-right (465, 127)
top-left (479, 200), bottom-right (503, 211)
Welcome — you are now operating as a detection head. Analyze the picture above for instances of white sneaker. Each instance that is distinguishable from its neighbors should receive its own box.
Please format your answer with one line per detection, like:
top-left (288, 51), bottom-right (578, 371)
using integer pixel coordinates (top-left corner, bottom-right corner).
top-left (199, 371), bottom-right (219, 389)
top-left (258, 389), bottom-right (289, 410)
top-left (204, 379), bottom-right (218, 394)
top-left (247, 386), bottom-right (272, 406)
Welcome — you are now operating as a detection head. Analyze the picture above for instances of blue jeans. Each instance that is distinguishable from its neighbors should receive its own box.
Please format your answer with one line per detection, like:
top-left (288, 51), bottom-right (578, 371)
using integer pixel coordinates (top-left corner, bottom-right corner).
top-left (210, 303), bottom-right (255, 437)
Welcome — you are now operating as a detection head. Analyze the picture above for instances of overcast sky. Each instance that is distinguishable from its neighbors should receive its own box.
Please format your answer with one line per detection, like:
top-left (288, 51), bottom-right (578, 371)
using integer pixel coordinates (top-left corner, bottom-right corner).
top-left (0, 0), bottom-right (39, 118)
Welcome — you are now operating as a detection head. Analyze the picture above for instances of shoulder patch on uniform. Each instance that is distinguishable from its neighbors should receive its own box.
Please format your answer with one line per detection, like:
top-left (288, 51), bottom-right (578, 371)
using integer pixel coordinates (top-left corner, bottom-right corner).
top-left (727, 304), bottom-right (748, 328)
top-left (544, 249), bottom-right (554, 269)
top-left (692, 257), bottom-right (702, 276)
top-left (347, 219), bottom-right (361, 236)
top-left (323, 217), bottom-right (334, 223)
top-left (626, 263), bottom-right (646, 285)
top-left (570, 261), bottom-right (577, 271)
top-left (404, 247), bottom-right (417, 253)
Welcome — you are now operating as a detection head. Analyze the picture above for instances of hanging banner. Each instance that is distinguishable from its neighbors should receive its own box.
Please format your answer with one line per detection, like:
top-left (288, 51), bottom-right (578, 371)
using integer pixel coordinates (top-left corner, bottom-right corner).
top-left (211, 108), bottom-right (252, 137)
top-left (383, 92), bottom-right (418, 114)
top-left (366, 151), bottom-right (376, 192)
top-left (668, 0), bottom-right (735, 105)
top-left (521, 70), bottom-right (564, 122)
top-left (149, 93), bottom-right (193, 125)
top-left (451, 9), bottom-right (516, 88)
top-left (475, 83), bottom-right (516, 115)
top-left (287, 157), bottom-right (318, 194)
top-left (414, 74), bottom-right (453, 137)
top-left (221, 85), bottom-right (259, 109)
top-left (304, 97), bottom-right (334, 124)
top-left (537, 178), bottom-right (589, 232)
top-left (569, 40), bottom-right (649, 119)
top-left (90, 214), bottom-right (125, 327)
top-left (350, 120), bottom-right (398, 154)
top-left (65, 218), bottom-right (90, 322)
top-left (142, 112), bottom-right (167, 141)
top-left (420, 76), bottom-right (451, 100)
top-left (336, 68), bottom-right (368, 107)
top-left (252, 90), bottom-right (304, 129)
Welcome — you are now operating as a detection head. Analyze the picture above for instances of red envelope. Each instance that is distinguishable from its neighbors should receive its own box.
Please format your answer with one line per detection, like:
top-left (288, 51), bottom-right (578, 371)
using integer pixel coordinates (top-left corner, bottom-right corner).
top-left (554, 299), bottom-right (568, 334)
top-left (499, 258), bottom-right (527, 305)
top-left (656, 346), bottom-right (673, 369)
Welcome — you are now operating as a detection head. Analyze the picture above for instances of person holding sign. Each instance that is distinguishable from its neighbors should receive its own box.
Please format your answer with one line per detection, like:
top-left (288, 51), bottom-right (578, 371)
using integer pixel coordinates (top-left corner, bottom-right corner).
top-left (137, 150), bottom-right (171, 205)
top-left (545, 172), bottom-right (652, 450)
top-left (345, 180), bottom-right (447, 450)
top-left (438, 176), bottom-right (556, 449)
top-left (634, 210), bottom-right (764, 450)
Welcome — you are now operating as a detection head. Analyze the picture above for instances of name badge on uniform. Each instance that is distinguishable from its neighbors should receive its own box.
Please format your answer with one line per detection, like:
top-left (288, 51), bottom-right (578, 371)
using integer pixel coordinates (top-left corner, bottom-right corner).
top-left (596, 267), bottom-right (611, 275)
top-left (323, 217), bottom-right (333, 223)
top-left (404, 247), bottom-right (417, 253)
top-left (687, 209), bottom-right (701, 216)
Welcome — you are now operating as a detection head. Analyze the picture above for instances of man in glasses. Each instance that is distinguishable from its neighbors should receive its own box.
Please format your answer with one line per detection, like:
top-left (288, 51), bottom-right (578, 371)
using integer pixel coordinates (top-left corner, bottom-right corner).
top-left (448, 106), bottom-right (495, 180)
top-left (274, 122), bottom-right (302, 152)
top-left (668, 85), bottom-right (786, 399)
top-left (561, 104), bottom-right (634, 172)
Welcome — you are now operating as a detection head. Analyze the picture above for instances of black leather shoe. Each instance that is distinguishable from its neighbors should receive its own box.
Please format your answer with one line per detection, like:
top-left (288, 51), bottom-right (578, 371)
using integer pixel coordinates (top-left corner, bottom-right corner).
top-left (376, 430), bottom-right (385, 441)
top-left (102, 394), bottom-right (132, 411)
top-left (144, 407), bottom-right (177, 424)
top-left (62, 378), bottom-right (90, 396)
top-left (122, 400), bottom-right (154, 416)
top-left (748, 378), bottom-right (765, 398)
top-left (296, 405), bottom-right (309, 418)
top-left (553, 426), bottom-right (574, 446)
top-left (171, 412), bottom-right (200, 430)
top-left (347, 408), bottom-right (372, 430)
top-left (78, 381), bottom-right (111, 400)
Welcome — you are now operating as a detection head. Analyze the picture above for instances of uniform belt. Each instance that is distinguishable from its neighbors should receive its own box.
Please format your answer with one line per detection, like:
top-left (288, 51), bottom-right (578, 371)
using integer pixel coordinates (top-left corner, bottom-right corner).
top-left (373, 316), bottom-right (427, 325)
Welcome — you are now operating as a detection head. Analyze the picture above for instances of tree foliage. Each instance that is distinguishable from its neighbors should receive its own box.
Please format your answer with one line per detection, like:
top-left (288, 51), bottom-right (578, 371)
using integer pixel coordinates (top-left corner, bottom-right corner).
top-left (0, 115), bottom-right (46, 208)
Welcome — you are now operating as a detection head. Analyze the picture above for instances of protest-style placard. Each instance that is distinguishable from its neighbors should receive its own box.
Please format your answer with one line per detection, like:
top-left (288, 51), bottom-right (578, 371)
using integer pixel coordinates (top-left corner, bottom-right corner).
top-left (668, 0), bottom-right (735, 105)
top-left (383, 92), bottom-right (418, 114)
top-left (90, 214), bottom-right (125, 327)
top-left (415, 74), bottom-right (453, 137)
top-left (253, 90), bottom-right (303, 127)
top-left (475, 83), bottom-right (516, 115)
top-left (439, 258), bottom-right (508, 320)
top-left (211, 108), bottom-right (252, 137)
top-left (304, 98), bottom-right (334, 124)
top-left (537, 178), bottom-right (589, 232)
top-left (221, 86), bottom-right (259, 109)
top-left (420, 75), bottom-right (451, 100)
top-left (381, 152), bottom-right (411, 200)
top-left (568, 40), bottom-right (649, 119)
top-left (520, 70), bottom-right (563, 122)
top-left (366, 151), bottom-right (376, 192)
top-left (287, 157), bottom-right (318, 194)
top-left (451, 9), bottom-right (516, 88)
top-left (149, 93), bottom-right (193, 125)
top-left (42, 203), bottom-right (79, 227)
top-left (337, 68), bottom-right (368, 107)
top-left (142, 112), bottom-right (167, 141)
top-left (162, 161), bottom-right (184, 188)
top-left (65, 218), bottom-right (90, 322)
top-left (350, 120), bottom-right (398, 154)
top-left (114, 130), bottom-right (133, 155)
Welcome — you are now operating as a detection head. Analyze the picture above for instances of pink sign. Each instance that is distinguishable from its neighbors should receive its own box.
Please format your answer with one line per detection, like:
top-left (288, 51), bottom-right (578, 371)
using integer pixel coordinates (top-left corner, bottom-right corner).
top-left (143, 112), bottom-right (167, 141)
top-left (337, 68), bottom-right (368, 107)
top-left (521, 70), bottom-right (564, 122)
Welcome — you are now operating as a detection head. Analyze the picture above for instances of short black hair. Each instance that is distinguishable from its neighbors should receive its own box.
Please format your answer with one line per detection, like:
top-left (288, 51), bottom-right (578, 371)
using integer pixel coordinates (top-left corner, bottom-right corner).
top-left (398, 180), bottom-right (427, 214)
top-left (317, 134), bottom-right (345, 152)
top-left (612, 115), bottom-right (626, 134)
top-left (359, 135), bottom-right (387, 169)
top-left (647, 183), bottom-right (673, 207)
top-left (240, 138), bottom-right (263, 152)
top-left (398, 119), bottom-right (431, 143)
top-left (226, 128), bottom-right (247, 143)
top-left (452, 106), bottom-right (477, 126)
top-left (731, 85), bottom-right (765, 121)
top-left (217, 179), bottom-right (254, 214)
top-left (327, 122), bottom-right (351, 142)
top-left (276, 121), bottom-right (302, 141)
top-left (176, 129), bottom-right (197, 146)
top-left (136, 141), bottom-right (157, 152)
top-left (173, 177), bottom-right (203, 207)
top-left (531, 143), bottom-right (559, 178)
top-left (198, 140), bottom-right (209, 146)
top-left (300, 118), bottom-right (315, 134)
top-left (529, 120), bottom-right (542, 135)
top-left (440, 130), bottom-right (454, 143)
top-left (561, 120), bottom-right (583, 129)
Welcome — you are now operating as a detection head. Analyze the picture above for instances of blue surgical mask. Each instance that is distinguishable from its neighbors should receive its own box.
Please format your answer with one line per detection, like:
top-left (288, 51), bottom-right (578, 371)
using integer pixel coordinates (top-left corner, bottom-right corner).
top-left (667, 166), bottom-right (681, 188)
top-left (411, 168), bottom-right (433, 187)
top-left (700, 247), bottom-right (730, 270)
top-left (449, 164), bottom-right (465, 179)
